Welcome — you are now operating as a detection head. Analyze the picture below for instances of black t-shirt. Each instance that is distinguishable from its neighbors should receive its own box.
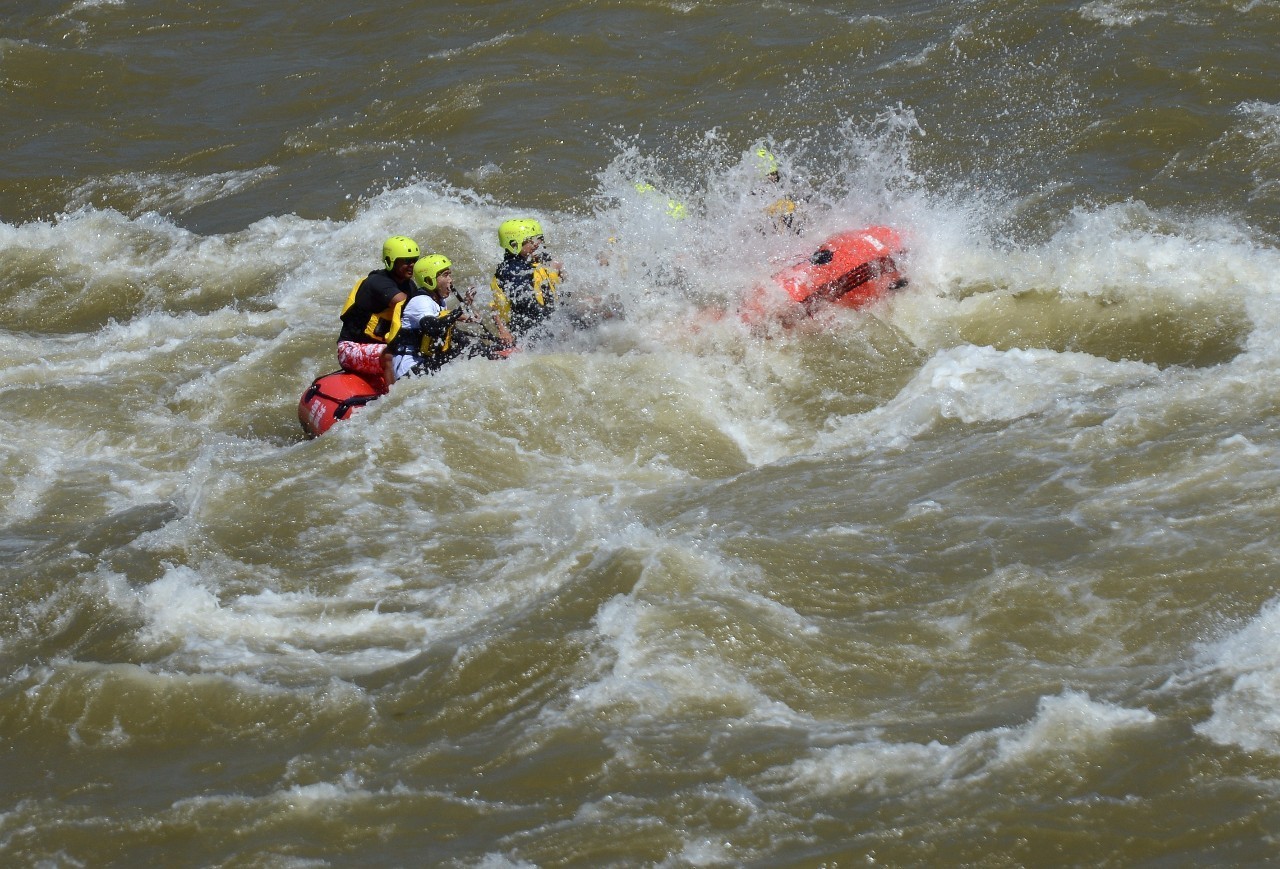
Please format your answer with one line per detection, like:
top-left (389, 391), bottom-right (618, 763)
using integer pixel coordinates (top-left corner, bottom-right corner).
top-left (338, 269), bottom-right (413, 343)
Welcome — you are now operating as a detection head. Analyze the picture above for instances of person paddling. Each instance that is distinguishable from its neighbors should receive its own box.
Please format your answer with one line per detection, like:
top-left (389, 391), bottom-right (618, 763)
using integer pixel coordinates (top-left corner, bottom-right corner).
top-left (754, 147), bottom-right (803, 235)
top-left (491, 218), bottom-right (562, 345)
top-left (386, 254), bottom-right (516, 382)
top-left (337, 235), bottom-right (419, 393)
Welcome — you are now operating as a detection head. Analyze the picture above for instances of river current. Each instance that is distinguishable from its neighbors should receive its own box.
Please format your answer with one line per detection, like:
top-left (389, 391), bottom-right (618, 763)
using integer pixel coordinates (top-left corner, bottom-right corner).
top-left (3, 0), bottom-right (1280, 865)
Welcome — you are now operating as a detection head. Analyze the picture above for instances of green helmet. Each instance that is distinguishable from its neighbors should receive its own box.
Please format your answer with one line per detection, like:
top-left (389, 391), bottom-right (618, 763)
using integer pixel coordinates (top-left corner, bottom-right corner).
top-left (498, 218), bottom-right (544, 255)
top-left (382, 235), bottom-right (421, 269)
top-left (755, 147), bottom-right (780, 178)
top-left (413, 254), bottom-right (452, 292)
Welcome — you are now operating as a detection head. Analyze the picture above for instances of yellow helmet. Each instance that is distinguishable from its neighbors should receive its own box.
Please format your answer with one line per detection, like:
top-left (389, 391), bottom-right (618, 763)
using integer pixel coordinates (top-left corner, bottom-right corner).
top-left (755, 147), bottom-right (780, 178)
top-left (498, 218), bottom-right (544, 255)
top-left (634, 182), bottom-right (687, 220)
top-left (382, 235), bottom-right (421, 269)
top-left (413, 254), bottom-right (453, 292)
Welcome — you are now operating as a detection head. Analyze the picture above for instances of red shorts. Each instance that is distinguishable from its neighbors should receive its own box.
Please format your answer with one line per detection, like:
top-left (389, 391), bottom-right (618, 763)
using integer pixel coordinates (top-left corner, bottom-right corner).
top-left (337, 341), bottom-right (388, 393)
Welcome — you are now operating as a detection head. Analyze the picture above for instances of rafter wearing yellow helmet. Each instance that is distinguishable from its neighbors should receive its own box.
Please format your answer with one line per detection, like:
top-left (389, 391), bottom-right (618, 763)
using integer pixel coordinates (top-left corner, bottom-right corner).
top-left (491, 217), bottom-right (562, 344)
top-left (753, 146), bottom-right (802, 235)
top-left (336, 235), bottom-right (421, 392)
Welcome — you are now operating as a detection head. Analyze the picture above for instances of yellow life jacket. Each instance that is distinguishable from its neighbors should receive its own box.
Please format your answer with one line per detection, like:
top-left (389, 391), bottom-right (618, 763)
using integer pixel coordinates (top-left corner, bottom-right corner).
top-left (532, 264), bottom-right (560, 306)
top-left (489, 277), bottom-right (511, 325)
top-left (340, 279), bottom-right (396, 342)
top-left (764, 196), bottom-right (797, 218)
top-left (386, 301), bottom-right (456, 360)
top-left (381, 299), bottom-right (407, 345)
top-left (422, 317), bottom-right (455, 358)
top-left (490, 264), bottom-right (560, 325)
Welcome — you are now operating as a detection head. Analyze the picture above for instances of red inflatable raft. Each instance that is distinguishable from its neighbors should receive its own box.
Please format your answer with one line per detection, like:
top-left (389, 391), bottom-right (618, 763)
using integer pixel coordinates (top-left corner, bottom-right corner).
top-left (298, 370), bottom-right (384, 438)
top-left (741, 225), bottom-right (907, 324)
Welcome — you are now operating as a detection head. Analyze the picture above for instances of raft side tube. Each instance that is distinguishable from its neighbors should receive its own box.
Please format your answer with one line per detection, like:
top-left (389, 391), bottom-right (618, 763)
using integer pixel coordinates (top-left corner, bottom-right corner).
top-left (298, 370), bottom-right (383, 438)
top-left (772, 226), bottom-right (906, 311)
top-left (736, 225), bottom-right (907, 326)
